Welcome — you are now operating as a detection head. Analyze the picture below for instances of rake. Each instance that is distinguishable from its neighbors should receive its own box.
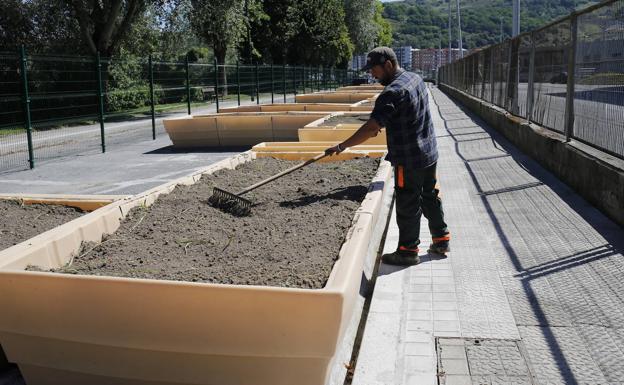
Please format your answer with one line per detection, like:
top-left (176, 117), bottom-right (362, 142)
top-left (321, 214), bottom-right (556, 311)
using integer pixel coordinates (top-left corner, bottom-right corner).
top-left (208, 153), bottom-right (328, 216)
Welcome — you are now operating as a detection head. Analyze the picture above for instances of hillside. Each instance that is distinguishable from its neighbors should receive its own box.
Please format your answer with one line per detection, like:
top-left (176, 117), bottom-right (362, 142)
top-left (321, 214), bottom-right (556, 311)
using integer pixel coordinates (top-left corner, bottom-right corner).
top-left (382, 0), bottom-right (597, 49)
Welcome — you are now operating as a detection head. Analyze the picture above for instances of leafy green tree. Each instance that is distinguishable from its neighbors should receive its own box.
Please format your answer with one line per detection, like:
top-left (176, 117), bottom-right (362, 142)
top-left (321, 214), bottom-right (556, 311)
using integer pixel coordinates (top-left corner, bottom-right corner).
top-left (344, 0), bottom-right (376, 54)
top-left (373, 1), bottom-right (392, 47)
top-left (245, 0), bottom-right (292, 64)
top-left (189, 0), bottom-right (246, 65)
top-left (66, 0), bottom-right (153, 56)
top-left (284, 0), bottom-right (354, 67)
top-left (190, 0), bottom-right (247, 94)
top-left (0, 0), bottom-right (82, 53)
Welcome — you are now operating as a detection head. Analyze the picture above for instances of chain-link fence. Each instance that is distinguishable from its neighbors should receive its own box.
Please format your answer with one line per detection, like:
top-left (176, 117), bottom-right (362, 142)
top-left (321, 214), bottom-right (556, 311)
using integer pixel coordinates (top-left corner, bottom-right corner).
top-left (439, 0), bottom-right (624, 159)
top-left (0, 49), bottom-right (359, 172)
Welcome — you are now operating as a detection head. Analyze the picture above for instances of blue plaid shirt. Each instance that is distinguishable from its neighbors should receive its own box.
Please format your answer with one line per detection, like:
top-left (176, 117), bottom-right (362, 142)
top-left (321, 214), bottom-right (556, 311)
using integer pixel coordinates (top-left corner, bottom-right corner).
top-left (370, 69), bottom-right (438, 168)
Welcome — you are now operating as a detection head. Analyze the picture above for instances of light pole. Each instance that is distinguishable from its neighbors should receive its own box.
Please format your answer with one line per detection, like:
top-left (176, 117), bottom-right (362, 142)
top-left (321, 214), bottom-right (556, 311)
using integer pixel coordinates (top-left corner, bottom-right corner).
top-left (512, 0), bottom-right (520, 36)
top-left (448, 0), bottom-right (452, 64)
top-left (456, 0), bottom-right (463, 58)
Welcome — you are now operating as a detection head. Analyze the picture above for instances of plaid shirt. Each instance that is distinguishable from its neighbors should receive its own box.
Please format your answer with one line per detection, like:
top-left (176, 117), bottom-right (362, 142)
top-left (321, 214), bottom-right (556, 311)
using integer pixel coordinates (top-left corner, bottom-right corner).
top-left (370, 69), bottom-right (438, 168)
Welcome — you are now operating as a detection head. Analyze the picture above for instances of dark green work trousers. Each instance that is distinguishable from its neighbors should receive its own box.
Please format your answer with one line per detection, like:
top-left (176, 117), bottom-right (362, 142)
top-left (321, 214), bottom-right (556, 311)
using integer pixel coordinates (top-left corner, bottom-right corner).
top-left (394, 162), bottom-right (449, 248)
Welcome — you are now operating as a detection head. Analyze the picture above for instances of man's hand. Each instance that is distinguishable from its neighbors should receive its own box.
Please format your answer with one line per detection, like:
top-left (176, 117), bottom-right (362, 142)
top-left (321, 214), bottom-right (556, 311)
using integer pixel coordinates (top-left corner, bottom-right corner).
top-left (325, 143), bottom-right (344, 156)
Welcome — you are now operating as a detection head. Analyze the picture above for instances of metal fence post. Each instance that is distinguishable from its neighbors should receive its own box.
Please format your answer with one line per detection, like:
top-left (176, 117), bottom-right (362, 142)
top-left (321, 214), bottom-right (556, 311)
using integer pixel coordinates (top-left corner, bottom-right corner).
top-left (255, 62), bottom-right (259, 104)
top-left (293, 67), bottom-right (297, 97)
top-left (148, 54), bottom-right (156, 140)
top-left (318, 65), bottom-right (321, 91)
top-left (504, 42), bottom-right (513, 110)
top-left (282, 64), bottom-right (286, 103)
top-left (214, 58), bottom-right (219, 113)
top-left (526, 34), bottom-right (536, 122)
top-left (19, 45), bottom-right (35, 169)
top-left (323, 68), bottom-right (334, 90)
top-left (185, 54), bottom-right (191, 115)
top-left (490, 48), bottom-right (496, 104)
top-left (564, 13), bottom-right (578, 142)
top-left (95, 52), bottom-right (106, 152)
top-left (270, 63), bottom-right (274, 104)
top-left (236, 60), bottom-right (241, 106)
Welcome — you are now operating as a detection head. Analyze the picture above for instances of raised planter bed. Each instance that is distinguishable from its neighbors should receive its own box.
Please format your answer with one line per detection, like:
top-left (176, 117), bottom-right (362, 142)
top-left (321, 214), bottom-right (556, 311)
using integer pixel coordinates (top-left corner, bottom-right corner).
top-left (163, 112), bottom-right (330, 148)
top-left (252, 142), bottom-right (387, 161)
top-left (217, 103), bottom-right (365, 113)
top-left (0, 152), bottom-right (393, 385)
top-left (295, 92), bottom-right (378, 104)
top-left (336, 85), bottom-right (383, 91)
top-left (0, 194), bottom-right (126, 372)
top-left (296, 112), bottom-right (386, 145)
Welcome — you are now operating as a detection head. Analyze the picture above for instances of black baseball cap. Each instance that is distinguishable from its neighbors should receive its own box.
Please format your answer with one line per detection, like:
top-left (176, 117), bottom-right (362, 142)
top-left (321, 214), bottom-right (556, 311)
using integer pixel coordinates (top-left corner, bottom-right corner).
top-left (361, 47), bottom-right (398, 71)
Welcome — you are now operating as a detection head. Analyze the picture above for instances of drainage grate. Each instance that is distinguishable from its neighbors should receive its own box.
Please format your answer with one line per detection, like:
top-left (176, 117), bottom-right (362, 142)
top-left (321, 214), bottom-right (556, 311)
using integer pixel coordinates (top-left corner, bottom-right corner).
top-left (436, 338), bottom-right (536, 385)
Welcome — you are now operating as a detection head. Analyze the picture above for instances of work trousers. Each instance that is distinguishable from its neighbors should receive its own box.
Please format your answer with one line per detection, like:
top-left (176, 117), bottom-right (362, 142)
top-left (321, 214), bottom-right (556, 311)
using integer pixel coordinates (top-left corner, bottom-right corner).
top-left (394, 162), bottom-right (449, 248)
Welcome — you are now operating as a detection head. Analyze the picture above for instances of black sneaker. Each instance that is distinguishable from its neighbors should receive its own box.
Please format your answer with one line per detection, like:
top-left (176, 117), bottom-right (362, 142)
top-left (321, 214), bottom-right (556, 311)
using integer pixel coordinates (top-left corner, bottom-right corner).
top-left (382, 246), bottom-right (420, 266)
top-left (428, 234), bottom-right (450, 254)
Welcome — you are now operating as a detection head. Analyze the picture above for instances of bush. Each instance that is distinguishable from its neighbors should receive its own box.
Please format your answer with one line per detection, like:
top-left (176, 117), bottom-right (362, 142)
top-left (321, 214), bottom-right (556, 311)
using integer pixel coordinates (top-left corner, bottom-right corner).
top-left (105, 50), bottom-right (150, 112)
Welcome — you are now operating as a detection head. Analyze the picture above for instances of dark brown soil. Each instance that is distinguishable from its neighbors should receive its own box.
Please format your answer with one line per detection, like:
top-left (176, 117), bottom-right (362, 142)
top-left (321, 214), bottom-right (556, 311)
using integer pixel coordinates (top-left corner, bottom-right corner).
top-left (0, 200), bottom-right (83, 250)
top-left (323, 114), bottom-right (370, 125)
top-left (45, 157), bottom-right (379, 289)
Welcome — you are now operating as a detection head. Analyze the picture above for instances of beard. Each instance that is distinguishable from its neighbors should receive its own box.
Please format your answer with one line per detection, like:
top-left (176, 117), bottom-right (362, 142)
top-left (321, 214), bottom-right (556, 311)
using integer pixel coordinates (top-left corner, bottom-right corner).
top-left (378, 71), bottom-right (392, 86)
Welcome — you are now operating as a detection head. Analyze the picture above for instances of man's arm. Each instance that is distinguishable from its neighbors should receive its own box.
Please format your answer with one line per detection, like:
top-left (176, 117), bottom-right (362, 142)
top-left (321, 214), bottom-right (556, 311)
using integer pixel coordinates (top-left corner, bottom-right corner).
top-left (325, 118), bottom-right (382, 156)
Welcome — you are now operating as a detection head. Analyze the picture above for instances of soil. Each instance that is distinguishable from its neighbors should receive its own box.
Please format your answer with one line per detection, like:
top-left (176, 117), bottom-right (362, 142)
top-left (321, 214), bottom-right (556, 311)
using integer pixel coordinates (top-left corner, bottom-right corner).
top-left (0, 200), bottom-right (83, 250)
top-left (323, 114), bottom-right (370, 125)
top-left (42, 157), bottom-right (379, 289)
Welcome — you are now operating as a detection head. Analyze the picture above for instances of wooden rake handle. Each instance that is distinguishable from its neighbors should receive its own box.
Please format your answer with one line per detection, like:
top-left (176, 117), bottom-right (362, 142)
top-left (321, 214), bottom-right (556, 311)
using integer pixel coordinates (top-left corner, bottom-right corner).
top-left (236, 153), bottom-right (328, 196)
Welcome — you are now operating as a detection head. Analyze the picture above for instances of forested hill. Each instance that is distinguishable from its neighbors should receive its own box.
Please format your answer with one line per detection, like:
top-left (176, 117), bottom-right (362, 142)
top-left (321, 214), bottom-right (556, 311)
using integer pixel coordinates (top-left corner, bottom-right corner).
top-left (382, 0), bottom-right (597, 49)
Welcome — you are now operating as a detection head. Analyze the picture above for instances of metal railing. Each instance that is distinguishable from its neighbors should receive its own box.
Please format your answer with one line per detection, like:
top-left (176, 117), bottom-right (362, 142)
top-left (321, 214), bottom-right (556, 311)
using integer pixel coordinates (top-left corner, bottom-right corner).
top-left (439, 0), bottom-right (624, 159)
top-left (0, 49), bottom-right (360, 172)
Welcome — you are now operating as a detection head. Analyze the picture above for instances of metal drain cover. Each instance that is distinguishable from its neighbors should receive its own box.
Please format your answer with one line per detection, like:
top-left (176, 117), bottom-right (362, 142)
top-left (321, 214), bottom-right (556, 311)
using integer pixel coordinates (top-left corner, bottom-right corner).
top-left (436, 338), bottom-right (535, 385)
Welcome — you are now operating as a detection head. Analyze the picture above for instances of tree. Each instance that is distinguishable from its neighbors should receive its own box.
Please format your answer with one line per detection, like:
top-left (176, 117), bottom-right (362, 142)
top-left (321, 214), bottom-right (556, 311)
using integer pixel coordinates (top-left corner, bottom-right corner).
top-left (246, 0), bottom-right (293, 64)
top-left (190, 0), bottom-right (246, 64)
top-left (0, 0), bottom-right (82, 53)
top-left (373, 1), bottom-right (392, 47)
top-left (190, 0), bottom-right (246, 94)
top-left (343, 0), bottom-right (377, 54)
top-left (284, 0), bottom-right (354, 67)
top-left (66, 0), bottom-right (151, 56)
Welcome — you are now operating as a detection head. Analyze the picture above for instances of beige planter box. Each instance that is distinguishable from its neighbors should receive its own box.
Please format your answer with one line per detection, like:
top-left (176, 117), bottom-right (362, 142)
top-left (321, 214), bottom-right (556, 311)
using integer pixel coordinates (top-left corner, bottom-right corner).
top-left (164, 112), bottom-right (330, 147)
top-left (336, 85), bottom-right (383, 91)
top-left (295, 92), bottom-right (378, 104)
top-left (252, 142), bottom-right (387, 161)
top-left (0, 194), bottom-right (126, 370)
top-left (297, 112), bottom-right (384, 145)
top-left (0, 194), bottom-right (128, 212)
top-left (218, 103), bottom-right (363, 113)
top-left (0, 152), bottom-right (393, 385)
top-left (297, 129), bottom-right (386, 145)
top-left (349, 98), bottom-right (376, 111)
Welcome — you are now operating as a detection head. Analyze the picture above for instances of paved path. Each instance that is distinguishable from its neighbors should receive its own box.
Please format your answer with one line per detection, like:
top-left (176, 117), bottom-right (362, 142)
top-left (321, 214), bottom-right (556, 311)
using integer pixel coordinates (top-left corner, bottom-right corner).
top-left (0, 93), bottom-right (295, 174)
top-left (353, 85), bottom-right (624, 385)
top-left (0, 135), bottom-right (240, 195)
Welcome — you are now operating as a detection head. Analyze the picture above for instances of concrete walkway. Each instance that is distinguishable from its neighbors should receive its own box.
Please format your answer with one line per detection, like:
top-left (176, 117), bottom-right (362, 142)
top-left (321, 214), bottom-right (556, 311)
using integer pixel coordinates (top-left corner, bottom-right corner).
top-left (353, 85), bottom-right (624, 385)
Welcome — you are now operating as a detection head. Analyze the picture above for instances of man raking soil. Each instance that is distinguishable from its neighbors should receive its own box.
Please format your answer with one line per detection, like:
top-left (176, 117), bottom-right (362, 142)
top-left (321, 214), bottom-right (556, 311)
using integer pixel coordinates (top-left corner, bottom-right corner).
top-left (325, 47), bottom-right (450, 266)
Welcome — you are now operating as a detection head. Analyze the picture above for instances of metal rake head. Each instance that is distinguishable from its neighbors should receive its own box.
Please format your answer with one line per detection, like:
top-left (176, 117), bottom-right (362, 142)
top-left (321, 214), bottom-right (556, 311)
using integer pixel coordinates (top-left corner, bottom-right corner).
top-left (208, 187), bottom-right (253, 217)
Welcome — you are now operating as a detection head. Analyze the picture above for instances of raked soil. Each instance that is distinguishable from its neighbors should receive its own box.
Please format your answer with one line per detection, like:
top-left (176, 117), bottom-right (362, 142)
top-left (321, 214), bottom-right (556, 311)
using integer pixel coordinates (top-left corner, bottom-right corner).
top-left (323, 114), bottom-right (370, 125)
top-left (46, 157), bottom-right (379, 289)
top-left (0, 200), bottom-right (83, 250)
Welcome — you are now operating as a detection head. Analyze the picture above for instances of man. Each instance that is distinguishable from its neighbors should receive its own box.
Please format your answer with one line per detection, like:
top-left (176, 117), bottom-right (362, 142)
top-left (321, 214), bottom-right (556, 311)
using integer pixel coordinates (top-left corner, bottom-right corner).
top-left (325, 47), bottom-right (449, 266)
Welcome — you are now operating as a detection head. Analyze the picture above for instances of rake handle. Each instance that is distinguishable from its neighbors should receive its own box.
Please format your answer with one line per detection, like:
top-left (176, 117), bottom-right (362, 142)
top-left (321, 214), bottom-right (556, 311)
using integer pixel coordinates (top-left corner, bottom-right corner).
top-left (236, 153), bottom-right (328, 196)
